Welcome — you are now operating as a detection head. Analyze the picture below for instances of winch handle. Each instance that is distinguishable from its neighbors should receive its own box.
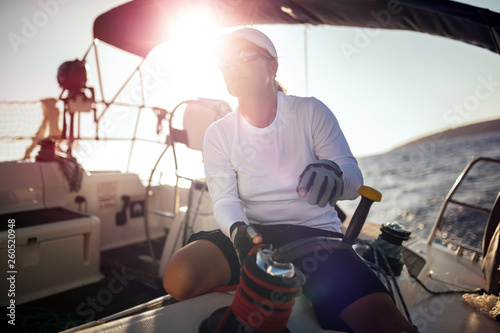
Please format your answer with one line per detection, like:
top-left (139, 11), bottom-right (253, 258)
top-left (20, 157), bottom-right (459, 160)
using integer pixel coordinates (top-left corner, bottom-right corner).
top-left (342, 186), bottom-right (382, 244)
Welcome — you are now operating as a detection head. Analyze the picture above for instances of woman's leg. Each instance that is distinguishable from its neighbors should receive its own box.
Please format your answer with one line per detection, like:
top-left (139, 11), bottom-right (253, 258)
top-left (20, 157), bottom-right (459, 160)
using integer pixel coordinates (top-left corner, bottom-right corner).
top-left (300, 247), bottom-right (418, 332)
top-left (163, 239), bottom-right (231, 300)
top-left (339, 292), bottom-right (419, 333)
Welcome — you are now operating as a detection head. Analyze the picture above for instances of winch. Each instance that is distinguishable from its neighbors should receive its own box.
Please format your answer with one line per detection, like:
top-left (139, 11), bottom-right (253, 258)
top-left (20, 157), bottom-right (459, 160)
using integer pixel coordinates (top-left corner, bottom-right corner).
top-left (362, 222), bottom-right (412, 276)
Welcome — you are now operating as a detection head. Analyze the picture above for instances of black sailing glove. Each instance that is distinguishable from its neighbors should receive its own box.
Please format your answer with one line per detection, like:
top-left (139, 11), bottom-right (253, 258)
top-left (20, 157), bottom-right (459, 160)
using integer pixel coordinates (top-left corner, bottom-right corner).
top-left (297, 159), bottom-right (344, 208)
top-left (230, 222), bottom-right (263, 265)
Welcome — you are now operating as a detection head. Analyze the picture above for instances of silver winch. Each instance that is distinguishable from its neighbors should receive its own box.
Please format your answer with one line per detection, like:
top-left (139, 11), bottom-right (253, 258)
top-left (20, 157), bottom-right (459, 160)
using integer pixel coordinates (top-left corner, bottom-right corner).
top-left (255, 248), bottom-right (296, 278)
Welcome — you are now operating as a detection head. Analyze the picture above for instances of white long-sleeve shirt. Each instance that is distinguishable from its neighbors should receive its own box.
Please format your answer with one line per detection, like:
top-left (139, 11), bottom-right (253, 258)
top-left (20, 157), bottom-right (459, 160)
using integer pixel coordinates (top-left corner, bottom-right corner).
top-left (203, 91), bottom-right (363, 238)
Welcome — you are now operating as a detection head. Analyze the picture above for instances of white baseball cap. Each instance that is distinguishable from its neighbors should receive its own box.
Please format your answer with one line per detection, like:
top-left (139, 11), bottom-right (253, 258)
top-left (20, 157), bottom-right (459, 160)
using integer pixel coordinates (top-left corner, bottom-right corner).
top-left (217, 27), bottom-right (277, 58)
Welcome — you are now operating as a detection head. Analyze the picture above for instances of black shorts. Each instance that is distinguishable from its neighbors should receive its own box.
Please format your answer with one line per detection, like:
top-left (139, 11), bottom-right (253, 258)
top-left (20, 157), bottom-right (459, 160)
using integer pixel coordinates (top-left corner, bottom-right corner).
top-left (188, 224), bottom-right (389, 331)
top-left (188, 224), bottom-right (344, 285)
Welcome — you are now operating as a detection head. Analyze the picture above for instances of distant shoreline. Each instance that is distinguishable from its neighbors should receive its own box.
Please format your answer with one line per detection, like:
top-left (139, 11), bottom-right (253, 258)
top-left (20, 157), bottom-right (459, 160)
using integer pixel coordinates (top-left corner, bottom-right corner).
top-left (391, 118), bottom-right (500, 152)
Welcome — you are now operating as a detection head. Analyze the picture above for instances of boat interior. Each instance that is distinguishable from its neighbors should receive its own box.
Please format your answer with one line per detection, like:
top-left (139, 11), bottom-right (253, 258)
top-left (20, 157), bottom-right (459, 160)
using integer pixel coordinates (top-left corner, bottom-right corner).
top-left (1, 1), bottom-right (500, 332)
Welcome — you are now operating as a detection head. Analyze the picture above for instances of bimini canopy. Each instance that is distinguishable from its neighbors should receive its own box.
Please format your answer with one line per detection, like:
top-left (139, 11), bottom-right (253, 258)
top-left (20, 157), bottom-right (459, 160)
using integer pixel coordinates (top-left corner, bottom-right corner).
top-left (93, 0), bottom-right (500, 58)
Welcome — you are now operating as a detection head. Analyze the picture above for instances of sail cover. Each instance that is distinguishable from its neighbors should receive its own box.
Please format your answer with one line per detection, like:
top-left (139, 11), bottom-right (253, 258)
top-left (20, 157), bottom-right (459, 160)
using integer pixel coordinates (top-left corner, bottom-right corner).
top-left (93, 0), bottom-right (500, 58)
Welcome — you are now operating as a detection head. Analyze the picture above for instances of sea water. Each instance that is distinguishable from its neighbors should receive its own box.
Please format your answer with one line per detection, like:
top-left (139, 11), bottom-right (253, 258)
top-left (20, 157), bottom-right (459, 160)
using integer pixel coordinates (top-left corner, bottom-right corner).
top-left (340, 130), bottom-right (500, 249)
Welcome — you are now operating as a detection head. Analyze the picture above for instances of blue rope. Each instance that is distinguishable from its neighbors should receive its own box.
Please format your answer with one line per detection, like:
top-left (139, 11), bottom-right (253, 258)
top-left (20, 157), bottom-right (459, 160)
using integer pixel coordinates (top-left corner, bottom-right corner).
top-left (357, 239), bottom-right (413, 325)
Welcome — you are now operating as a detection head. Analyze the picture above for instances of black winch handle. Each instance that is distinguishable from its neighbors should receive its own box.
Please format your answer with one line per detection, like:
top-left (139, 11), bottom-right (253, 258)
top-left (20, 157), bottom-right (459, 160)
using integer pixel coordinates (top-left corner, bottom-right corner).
top-left (342, 186), bottom-right (382, 244)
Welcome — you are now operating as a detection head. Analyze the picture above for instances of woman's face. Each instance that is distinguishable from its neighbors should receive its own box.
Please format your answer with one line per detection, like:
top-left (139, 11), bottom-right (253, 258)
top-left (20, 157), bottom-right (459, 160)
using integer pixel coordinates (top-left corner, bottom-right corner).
top-left (219, 39), bottom-right (277, 98)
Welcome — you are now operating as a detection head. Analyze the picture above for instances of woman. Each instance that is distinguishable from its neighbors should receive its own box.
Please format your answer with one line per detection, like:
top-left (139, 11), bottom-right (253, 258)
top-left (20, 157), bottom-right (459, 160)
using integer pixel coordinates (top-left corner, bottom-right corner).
top-left (163, 27), bottom-right (418, 333)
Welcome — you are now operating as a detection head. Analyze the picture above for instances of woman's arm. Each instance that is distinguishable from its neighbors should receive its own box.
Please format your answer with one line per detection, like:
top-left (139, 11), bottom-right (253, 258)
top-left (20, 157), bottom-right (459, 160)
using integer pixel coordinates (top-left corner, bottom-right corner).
top-left (203, 124), bottom-right (248, 238)
top-left (309, 97), bottom-right (363, 200)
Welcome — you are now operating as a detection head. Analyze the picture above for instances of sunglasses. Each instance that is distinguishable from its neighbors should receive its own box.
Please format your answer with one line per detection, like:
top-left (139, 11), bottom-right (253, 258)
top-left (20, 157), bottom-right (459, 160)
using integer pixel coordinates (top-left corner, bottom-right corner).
top-left (218, 51), bottom-right (274, 71)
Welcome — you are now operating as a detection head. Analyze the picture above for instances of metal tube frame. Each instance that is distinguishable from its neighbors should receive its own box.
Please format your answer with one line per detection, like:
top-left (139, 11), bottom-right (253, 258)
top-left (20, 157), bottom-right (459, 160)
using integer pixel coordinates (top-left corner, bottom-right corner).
top-left (426, 157), bottom-right (500, 254)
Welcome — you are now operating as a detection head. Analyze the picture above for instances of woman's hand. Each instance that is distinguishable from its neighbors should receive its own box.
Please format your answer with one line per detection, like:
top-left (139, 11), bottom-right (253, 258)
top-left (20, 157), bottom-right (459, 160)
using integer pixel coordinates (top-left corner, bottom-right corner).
top-left (230, 222), bottom-right (263, 265)
top-left (297, 159), bottom-right (344, 207)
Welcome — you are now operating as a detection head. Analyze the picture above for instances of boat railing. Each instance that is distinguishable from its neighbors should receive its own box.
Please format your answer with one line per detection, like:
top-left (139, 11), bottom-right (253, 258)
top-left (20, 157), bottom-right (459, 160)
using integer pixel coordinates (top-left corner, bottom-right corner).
top-left (426, 156), bottom-right (500, 259)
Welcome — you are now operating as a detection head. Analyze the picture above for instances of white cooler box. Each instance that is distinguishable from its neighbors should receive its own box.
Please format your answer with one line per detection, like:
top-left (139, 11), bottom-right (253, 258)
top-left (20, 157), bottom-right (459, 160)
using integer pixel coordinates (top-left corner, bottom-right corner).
top-left (0, 207), bottom-right (102, 305)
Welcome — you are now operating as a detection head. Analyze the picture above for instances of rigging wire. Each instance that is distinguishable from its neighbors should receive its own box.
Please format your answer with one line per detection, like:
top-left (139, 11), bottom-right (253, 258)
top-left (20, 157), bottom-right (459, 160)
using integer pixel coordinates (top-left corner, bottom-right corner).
top-left (408, 271), bottom-right (485, 296)
top-left (303, 24), bottom-right (309, 96)
top-left (359, 239), bottom-right (488, 330)
top-left (360, 241), bottom-right (414, 326)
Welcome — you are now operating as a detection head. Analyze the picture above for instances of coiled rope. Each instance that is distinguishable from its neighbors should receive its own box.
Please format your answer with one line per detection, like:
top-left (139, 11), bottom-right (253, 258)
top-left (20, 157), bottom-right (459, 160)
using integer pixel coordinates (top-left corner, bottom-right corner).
top-left (214, 246), bottom-right (303, 333)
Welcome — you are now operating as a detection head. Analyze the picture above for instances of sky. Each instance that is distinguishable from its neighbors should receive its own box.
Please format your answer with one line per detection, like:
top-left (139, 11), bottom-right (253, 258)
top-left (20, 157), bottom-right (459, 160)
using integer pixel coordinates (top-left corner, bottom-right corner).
top-left (1, 0), bottom-right (500, 158)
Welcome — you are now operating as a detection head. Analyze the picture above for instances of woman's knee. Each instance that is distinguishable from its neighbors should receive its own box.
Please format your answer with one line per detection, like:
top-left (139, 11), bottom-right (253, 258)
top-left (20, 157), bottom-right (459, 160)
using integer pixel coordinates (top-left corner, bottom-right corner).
top-left (162, 239), bottom-right (231, 301)
top-left (163, 250), bottom-right (198, 300)
top-left (340, 292), bottom-right (419, 333)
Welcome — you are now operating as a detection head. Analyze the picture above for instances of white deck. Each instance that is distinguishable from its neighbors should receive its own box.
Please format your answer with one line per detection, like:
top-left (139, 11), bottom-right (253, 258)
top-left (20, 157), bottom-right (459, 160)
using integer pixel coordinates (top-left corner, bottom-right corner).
top-left (406, 239), bottom-right (498, 333)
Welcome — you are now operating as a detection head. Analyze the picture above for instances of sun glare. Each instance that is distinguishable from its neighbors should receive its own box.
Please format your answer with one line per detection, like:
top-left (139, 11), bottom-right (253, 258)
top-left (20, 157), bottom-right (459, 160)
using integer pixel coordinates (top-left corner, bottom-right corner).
top-left (167, 7), bottom-right (220, 42)
top-left (152, 7), bottom-right (233, 107)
